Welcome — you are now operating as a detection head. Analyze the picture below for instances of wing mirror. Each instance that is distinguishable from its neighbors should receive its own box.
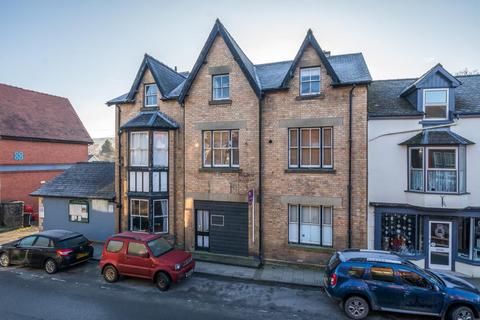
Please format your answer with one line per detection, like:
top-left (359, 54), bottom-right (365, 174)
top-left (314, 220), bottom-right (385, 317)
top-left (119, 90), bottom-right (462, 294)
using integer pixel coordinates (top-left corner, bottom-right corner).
top-left (141, 252), bottom-right (150, 259)
top-left (433, 284), bottom-right (440, 292)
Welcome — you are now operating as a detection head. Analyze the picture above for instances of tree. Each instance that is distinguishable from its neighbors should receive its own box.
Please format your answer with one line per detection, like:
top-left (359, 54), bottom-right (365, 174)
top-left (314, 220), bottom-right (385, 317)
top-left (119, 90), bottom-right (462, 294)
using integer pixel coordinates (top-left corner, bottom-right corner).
top-left (101, 139), bottom-right (114, 155)
top-left (456, 68), bottom-right (480, 76)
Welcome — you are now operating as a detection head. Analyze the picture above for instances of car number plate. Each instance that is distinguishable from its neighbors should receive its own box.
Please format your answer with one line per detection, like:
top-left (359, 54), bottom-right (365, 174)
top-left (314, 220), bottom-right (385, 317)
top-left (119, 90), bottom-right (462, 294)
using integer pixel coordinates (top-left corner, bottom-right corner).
top-left (76, 252), bottom-right (89, 259)
top-left (185, 269), bottom-right (194, 278)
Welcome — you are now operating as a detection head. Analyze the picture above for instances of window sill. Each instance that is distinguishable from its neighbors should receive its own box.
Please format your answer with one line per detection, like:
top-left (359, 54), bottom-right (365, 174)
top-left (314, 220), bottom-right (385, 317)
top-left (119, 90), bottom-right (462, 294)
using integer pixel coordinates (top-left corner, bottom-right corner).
top-left (141, 106), bottom-right (159, 111)
top-left (285, 168), bottom-right (335, 174)
top-left (288, 243), bottom-right (335, 253)
top-left (199, 167), bottom-right (241, 173)
top-left (295, 93), bottom-right (325, 101)
top-left (404, 190), bottom-right (469, 195)
top-left (209, 99), bottom-right (232, 106)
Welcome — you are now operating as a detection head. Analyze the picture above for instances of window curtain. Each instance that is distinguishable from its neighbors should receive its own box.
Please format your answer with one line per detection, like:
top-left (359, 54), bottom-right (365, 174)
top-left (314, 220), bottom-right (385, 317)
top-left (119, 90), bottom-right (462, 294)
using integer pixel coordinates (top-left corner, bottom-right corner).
top-left (153, 132), bottom-right (168, 167)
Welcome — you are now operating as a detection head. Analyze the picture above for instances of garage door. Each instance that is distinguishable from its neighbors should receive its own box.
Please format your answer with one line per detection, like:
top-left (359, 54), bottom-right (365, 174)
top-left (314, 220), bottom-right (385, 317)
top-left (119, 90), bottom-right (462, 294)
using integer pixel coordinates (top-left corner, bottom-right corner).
top-left (194, 200), bottom-right (248, 257)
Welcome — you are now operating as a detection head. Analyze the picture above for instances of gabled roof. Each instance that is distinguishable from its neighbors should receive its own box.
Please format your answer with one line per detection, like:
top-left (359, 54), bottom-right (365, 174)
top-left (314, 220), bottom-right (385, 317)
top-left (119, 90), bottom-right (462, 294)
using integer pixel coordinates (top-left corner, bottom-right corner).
top-left (0, 83), bottom-right (92, 144)
top-left (120, 111), bottom-right (179, 130)
top-left (125, 54), bottom-right (186, 101)
top-left (399, 129), bottom-right (474, 146)
top-left (179, 19), bottom-right (262, 102)
top-left (400, 63), bottom-right (461, 97)
top-left (31, 162), bottom-right (115, 200)
top-left (280, 29), bottom-right (340, 88)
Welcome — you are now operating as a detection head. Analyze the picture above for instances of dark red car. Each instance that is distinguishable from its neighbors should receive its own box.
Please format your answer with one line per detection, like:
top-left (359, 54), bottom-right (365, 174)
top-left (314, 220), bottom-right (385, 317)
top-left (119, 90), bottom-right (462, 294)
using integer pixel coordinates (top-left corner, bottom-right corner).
top-left (99, 232), bottom-right (194, 291)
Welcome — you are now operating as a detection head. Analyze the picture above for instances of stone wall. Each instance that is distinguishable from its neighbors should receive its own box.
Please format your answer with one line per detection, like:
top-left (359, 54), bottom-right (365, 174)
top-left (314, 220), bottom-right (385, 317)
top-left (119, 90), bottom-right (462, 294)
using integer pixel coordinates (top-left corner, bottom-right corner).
top-left (0, 201), bottom-right (24, 228)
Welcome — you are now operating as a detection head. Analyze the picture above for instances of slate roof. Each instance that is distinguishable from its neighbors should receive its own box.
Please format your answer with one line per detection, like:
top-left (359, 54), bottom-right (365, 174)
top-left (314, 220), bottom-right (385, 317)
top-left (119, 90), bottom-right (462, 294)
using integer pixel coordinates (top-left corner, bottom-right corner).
top-left (399, 129), bottom-right (475, 146)
top-left (369, 75), bottom-right (480, 118)
top-left (0, 83), bottom-right (92, 143)
top-left (31, 162), bottom-right (115, 200)
top-left (120, 111), bottom-right (179, 130)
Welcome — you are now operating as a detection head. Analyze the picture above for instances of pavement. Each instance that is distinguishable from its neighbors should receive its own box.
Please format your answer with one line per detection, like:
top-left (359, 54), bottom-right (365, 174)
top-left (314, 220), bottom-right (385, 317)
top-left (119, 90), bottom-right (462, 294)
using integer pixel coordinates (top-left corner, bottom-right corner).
top-left (0, 260), bottom-right (432, 320)
top-left (0, 226), bottom-right (39, 244)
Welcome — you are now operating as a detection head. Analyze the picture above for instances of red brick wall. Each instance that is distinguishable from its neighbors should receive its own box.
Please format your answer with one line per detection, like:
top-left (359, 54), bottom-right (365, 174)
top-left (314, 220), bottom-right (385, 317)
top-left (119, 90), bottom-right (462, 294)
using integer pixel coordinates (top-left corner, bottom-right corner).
top-left (0, 140), bottom-right (88, 165)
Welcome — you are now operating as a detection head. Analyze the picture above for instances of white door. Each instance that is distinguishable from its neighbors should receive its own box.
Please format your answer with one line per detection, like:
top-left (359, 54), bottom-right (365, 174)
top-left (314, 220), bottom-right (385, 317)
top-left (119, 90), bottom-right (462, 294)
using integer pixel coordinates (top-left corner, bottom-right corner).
top-left (428, 221), bottom-right (452, 270)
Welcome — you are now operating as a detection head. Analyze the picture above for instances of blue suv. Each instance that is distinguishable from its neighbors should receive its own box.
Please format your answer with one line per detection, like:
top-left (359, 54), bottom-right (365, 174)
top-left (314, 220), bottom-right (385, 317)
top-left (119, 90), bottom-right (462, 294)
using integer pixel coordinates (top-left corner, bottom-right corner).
top-left (324, 250), bottom-right (480, 320)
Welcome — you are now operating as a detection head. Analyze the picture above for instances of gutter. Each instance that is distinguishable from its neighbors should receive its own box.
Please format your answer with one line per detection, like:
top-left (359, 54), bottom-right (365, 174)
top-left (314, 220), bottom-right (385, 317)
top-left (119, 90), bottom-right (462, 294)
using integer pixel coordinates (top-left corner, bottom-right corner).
top-left (347, 85), bottom-right (356, 249)
top-left (116, 105), bottom-right (123, 233)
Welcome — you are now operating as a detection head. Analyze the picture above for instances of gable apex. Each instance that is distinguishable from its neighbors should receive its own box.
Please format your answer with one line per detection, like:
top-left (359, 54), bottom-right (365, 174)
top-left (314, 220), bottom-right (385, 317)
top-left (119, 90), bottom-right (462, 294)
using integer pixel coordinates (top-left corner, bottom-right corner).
top-left (400, 63), bottom-right (462, 97)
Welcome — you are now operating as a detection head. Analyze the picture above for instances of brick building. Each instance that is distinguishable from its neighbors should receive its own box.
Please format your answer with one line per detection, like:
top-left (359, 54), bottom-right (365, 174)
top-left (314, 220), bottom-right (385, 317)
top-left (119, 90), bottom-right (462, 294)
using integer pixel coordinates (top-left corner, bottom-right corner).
top-left (0, 83), bottom-right (92, 213)
top-left (107, 20), bottom-right (371, 266)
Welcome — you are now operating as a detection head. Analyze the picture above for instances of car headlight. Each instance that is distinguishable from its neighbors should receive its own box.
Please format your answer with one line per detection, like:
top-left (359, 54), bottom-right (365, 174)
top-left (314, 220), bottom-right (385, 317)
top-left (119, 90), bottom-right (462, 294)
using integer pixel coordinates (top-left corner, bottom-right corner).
top-left (175, 263), bottom-right (181, 271)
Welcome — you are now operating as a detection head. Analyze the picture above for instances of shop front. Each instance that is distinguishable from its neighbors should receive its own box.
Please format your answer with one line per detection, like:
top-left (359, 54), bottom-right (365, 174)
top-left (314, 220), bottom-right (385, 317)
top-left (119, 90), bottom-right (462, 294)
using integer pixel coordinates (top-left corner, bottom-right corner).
top-left (373, 205), bottom-right (480, 276)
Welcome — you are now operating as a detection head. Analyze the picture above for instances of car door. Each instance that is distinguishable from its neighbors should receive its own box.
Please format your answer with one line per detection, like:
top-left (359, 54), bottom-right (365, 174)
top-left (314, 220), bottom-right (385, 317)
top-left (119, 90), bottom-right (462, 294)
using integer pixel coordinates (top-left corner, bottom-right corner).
top-left (364, 265), bottom-right (405, 310)
top-left (397, 268), bottom-right (444, 315)
top-left (118, 241), bottom-right (153, 278)
top-left (28, 236), bottom-right (54, 268)
top-left (10, 236), bottom-right (37, 265)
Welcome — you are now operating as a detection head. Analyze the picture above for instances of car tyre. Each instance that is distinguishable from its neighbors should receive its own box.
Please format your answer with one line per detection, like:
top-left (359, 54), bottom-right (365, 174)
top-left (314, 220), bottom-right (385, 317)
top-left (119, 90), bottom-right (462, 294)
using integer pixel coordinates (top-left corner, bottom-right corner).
top-left (155, 272), bottom-right (171, 292)
top-left (44, 259), bottom-right (58, 274)
top-left (0, 253), bottom-right (9, 267)
top-left (344, 296), bottom-right (369, 320)
top-left (103, 265), bottom-right (119, 283)
top-left (450, 306), bottom-right (474, 320)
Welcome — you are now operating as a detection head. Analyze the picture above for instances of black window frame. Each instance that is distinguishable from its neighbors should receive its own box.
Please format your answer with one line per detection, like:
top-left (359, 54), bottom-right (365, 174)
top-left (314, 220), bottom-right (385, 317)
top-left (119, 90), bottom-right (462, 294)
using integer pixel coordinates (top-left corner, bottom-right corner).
top-left (288, 127), bottom-right (333, 169)
top-left (202, 129), bottom-right (239, 168)
top-left (212, 74), bottom-right (230, 101)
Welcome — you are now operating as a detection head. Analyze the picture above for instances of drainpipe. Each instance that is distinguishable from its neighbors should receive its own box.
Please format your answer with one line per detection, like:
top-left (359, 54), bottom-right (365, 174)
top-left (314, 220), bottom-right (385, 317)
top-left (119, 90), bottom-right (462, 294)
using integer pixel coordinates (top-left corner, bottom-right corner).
top-left (348, 85), bottom-right (356, 249)
top-left (116, 105), bottom-right (123, 233)
top-left (182, 102), bottom-right (186, 250)
top-left (258, 96), bottom-right (264, 265)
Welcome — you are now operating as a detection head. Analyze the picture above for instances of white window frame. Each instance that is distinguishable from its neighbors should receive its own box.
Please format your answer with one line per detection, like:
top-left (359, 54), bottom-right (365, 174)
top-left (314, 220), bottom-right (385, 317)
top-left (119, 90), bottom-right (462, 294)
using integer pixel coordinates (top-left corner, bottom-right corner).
top-left (144, 84), bottom-right (158, 107)
top-left (153, 199), bottom-right (168, 234)
top-left (288, 204), bottom-right (333, 247)
top-left (426, 146), bottom-right (458, 193)
top-left (408, 147), bottom-right (424, 192)
top-left (212, 74), bottom-right (230, 100)
top-left (423, 88), bottom-right (449, 120)
top-left (203, 129), bottom-right (239, 168)
top-left (129, 131), bottom-right (149, 167)
top-left (130, 199), bottom-right (149, 232)
top-left (153, 131), bottom-right (168, 167)
top-left (300, 67), bottom-right (321, 96)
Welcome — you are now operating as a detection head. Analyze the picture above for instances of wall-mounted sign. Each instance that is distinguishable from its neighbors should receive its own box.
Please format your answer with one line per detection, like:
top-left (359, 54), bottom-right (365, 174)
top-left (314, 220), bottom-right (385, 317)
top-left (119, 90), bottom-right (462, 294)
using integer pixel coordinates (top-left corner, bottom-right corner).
top-left (13, 151), bottom-right (24, 161)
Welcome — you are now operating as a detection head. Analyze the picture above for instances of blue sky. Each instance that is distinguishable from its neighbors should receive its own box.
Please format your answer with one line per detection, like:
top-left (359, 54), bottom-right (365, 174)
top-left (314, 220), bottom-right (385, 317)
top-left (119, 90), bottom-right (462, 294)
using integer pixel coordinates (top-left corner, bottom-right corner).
top-left (1, 0), bottom-right (479, 138)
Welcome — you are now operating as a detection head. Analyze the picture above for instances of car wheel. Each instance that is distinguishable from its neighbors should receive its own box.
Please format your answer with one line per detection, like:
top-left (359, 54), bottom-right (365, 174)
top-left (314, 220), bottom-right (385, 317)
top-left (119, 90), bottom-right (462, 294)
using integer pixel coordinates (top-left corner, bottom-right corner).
top-left (344, 296), bottom-right (369, 320)
top-left (44, 259), bottom-right (58, 274)
top-left (103, 265), bottom-right (119, 283)
top-left (450, 306), bottom-right (474, 320)
top-left (0, 253), bottom-right (9, 267)
top-left (155, 272), bottom-right (171, 292)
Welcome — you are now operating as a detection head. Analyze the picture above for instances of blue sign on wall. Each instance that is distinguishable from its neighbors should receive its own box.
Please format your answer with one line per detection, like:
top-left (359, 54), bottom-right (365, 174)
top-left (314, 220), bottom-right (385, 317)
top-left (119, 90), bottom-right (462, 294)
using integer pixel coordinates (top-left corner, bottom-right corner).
top-left (13, 151), bottom-right (24, 161)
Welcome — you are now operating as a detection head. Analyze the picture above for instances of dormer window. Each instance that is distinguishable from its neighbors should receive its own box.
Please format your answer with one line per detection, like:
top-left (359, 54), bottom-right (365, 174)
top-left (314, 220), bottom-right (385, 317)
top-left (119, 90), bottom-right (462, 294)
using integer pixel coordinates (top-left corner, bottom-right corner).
top-left (423, 89), bottom-right (448, 120)
top-left (300, 67), bottom-right (321, 96)
top-left (212, 74), bottom-right (230, 100)
top-left (144, 84), bottom-right (158, 107)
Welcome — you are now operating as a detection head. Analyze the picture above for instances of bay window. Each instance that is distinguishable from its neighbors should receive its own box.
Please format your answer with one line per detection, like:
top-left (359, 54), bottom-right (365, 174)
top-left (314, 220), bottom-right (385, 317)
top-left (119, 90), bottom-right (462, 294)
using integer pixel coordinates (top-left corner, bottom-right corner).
top-left (130, 132), bottom-right (148, 166)
top-left (427, 148), bottom-right (456, 192)
top-left (409, 148), bottom-right (423, 191)
top-left (203, 129), bottom-right (239, 168)
top-left (153, 132), bottom-right (168, 167)
top-left (423, 89), bottom-right (448, 120)
top-left (289, 127), bottom-right (333, 169)
top-left (288, 204), bottom-right (333, 247)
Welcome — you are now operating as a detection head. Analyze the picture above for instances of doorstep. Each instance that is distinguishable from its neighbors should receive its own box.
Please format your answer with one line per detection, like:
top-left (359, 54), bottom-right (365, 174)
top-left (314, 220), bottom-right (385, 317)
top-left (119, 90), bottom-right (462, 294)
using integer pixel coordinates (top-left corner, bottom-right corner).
top-left (191, 251), bottom-right (261, 268)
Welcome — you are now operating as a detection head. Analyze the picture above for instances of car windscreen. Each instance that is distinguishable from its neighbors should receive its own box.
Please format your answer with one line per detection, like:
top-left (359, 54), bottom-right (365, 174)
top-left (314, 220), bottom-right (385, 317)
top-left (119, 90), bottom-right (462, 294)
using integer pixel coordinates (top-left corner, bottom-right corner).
top-left (57, 235), bottom-right (89, 248)
top-left (147, 238), bottom-right (173, 257)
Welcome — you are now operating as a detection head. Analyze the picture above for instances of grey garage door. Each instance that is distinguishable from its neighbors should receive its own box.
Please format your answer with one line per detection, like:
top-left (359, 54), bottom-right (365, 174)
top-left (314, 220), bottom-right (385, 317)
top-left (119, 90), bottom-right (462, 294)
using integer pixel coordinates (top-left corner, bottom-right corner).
top-left (194, 200), bottom-right (248, 257)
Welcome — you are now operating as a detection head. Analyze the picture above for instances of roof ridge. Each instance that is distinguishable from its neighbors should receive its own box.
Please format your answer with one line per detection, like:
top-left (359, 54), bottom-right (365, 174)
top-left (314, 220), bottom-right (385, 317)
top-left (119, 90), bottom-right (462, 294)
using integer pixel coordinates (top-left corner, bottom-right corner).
top-left (255, 60), bottom-right (293, 67)
top-left (144, 54), bottom-right (186, 79)
top-left (371, 77), bottom-right (418, 82)
top-left (328, 52), bottom-right (363, 58)
top-left (0, 82), bottom-right (68, 100)
top-left (456, 74), bottom-right (480, 78)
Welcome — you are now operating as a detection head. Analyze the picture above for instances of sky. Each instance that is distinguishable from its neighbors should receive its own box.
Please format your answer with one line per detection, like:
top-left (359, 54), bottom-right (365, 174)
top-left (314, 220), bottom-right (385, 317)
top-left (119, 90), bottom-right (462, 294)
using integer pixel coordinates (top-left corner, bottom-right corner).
top-left (1, 0), bottom-right (479, 138)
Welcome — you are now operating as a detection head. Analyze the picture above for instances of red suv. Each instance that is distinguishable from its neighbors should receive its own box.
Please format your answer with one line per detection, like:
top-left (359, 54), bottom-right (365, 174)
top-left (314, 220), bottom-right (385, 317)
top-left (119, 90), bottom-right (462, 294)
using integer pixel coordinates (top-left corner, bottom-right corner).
top-left (99, 232), bottom-right (195, 291)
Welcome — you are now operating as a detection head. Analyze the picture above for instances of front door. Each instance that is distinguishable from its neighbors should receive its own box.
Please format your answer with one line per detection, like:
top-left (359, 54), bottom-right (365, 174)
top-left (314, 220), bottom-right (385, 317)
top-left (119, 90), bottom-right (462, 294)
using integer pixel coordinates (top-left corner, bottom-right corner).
top-left (429, 221), bottom-right (452, 270)
top-left (196, 210), bottom-right (210, 251)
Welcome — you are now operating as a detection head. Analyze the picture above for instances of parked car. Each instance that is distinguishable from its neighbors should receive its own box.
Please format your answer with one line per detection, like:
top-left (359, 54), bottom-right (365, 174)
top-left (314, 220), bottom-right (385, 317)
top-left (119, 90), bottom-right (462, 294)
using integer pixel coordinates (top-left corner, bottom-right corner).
top-left (99, 232), bottom-right (195, 291)
top-left (324, 249), bottom-right (480, 320)
top-left (0, 230), bottom-right (93, 274)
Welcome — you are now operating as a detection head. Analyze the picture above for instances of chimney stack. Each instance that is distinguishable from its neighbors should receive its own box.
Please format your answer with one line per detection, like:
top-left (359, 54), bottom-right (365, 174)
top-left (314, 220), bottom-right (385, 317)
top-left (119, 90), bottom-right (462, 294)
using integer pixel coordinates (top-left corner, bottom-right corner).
top-left (174, 66), bottom-right (177, 71)
top-left (323, 51), bottom-right (331, 57)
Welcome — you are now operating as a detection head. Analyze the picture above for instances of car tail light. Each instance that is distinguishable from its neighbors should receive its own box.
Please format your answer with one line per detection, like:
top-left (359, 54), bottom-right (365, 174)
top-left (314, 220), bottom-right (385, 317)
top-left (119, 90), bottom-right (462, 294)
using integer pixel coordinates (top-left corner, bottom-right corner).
top-left (330, 273), bottom-right (338, 287)
top-left (56, 249), bottom-right (73, 256)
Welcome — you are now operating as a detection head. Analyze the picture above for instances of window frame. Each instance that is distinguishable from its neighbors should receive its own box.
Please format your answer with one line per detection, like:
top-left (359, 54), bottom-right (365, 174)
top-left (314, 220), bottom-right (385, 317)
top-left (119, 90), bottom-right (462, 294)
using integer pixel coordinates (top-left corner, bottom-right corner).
top-left (144, 83), bottom-right (158, 107)
top-left (408, 147), bottom-right (424, 192)
top-left (68, 199), bottom-right (89, 223)
top-left (129, 131), bottom-right (149, 167)
top-left (130, 198), bottom-right (149, 232)
top-left (426, 146), bottom-right (458, 193)
top-left (202, 129), bottom-right (239, 168)
top-left (152, 199), bottom-right (169, 234)
top-left (287, 204), bottom-right (333, 247)
top-left (153, 131), bottom-right (169, 168)
top-left (288, 127), bottom-right (333, 169)
top-left (212, 74), bottom-right (230, 101)
top-left (299, 67), bottom-right (321, 96)
top-left (423, 88), bottom-right (449, 121)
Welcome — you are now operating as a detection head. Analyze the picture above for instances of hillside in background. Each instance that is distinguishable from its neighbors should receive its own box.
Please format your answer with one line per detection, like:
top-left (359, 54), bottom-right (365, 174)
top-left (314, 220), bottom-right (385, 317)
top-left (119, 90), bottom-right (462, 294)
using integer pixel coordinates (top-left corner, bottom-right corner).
top-left (88, 137), bottom-right (114, 162)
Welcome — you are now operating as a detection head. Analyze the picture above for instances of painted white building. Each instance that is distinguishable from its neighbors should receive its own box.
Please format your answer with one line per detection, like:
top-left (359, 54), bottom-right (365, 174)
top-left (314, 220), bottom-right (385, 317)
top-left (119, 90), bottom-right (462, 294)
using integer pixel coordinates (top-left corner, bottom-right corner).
top-left (367, 64), bottom-right (480, 276)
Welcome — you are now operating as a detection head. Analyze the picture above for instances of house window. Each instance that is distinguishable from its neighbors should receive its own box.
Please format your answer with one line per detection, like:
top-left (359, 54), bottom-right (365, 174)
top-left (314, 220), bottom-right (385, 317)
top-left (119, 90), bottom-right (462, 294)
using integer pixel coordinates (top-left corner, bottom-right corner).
top-left (203, 129), bottom-right (239, 168)
top-left (153, 131), bottom-right (168, 167)
top-left (69, 200), bottom-right (89, 223)
top-left (300, 67), bottom-right (321, 96)
top-left (288, 204), bottom-right (333, 247)
top-left (130, 132), bottom-right (148, 166)
top-left (129, 171), bottom-right (149, 192)
top-left (130, 199), bottom-right (149, 231)
top-left (458, 217), bottom-right (480, 261)
top-left (153, 199), bottom-right (168, 233)
top-left (381, 213), bottom-right (424, 256)
top-left (423, 89), bottom-right (448, 120)
top-left (289, 127), bottom-right (333, 169)
top-left (427, 148), bottom-right (457, 192)
top-left (144, 84), bottom-right (158, 107)
top-left (409, 148), bottom-right (424, 191)
top-left (212, 74), bottom-right (230, 100)
top-left (152, 171), bottom-right (168, 192)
